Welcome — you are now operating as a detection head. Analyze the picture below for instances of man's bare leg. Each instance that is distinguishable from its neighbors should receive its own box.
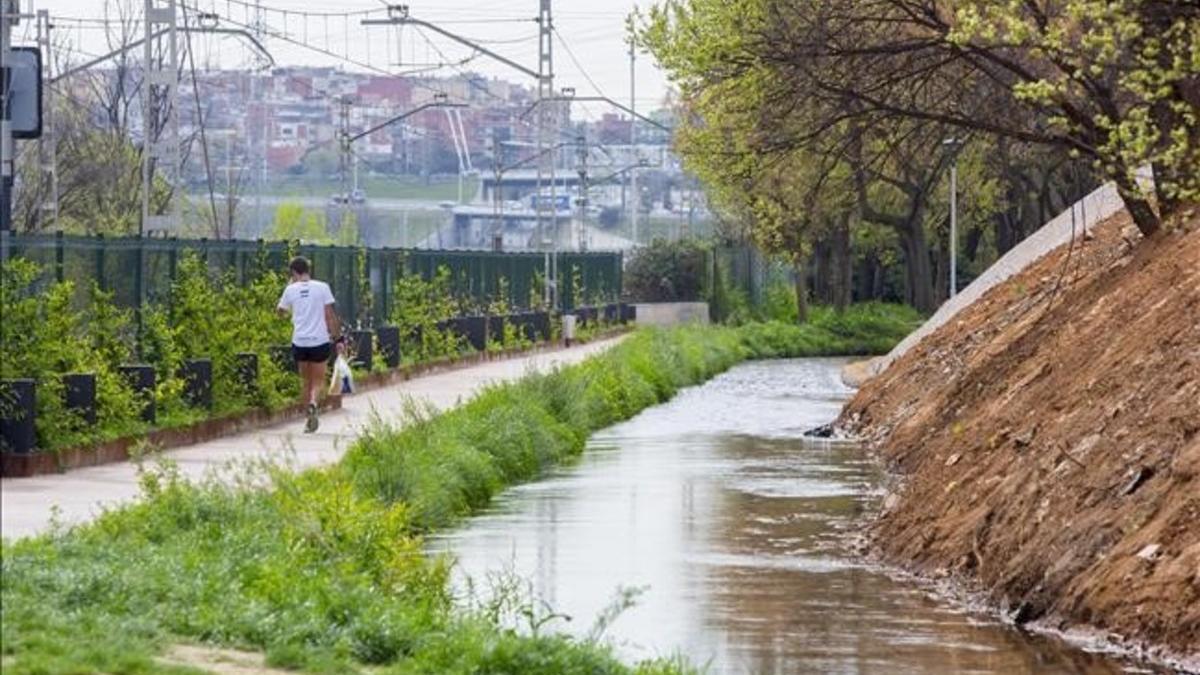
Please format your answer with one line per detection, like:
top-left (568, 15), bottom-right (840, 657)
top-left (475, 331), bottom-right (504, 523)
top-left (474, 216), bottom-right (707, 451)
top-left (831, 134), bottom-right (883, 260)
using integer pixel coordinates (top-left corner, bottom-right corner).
top-left (312, 362), bottom-right (326, 403)
top-left (299, 361), bottom-right (311, 407)
top-left (302, 361), bottom-right (321, 432)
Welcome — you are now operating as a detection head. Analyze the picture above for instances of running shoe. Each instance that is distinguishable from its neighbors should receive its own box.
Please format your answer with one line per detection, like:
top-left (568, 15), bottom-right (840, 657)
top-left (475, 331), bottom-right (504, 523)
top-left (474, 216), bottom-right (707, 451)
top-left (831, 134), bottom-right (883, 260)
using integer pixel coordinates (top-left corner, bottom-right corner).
top-left (304, 402), bottom-right (319, 433)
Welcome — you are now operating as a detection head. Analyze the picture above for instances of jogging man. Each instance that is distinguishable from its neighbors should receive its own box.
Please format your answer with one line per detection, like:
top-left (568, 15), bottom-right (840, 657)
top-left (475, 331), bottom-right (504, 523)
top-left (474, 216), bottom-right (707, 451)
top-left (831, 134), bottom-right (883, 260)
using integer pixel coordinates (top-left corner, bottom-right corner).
top-left (277, 256), bottom-right (340, 433)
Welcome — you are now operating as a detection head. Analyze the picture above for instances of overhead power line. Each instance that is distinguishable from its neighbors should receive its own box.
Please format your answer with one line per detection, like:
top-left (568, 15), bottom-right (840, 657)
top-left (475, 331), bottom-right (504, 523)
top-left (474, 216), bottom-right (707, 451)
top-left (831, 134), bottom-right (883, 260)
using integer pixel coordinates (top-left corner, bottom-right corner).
top-left (552, 26), bottom-right (608, 102)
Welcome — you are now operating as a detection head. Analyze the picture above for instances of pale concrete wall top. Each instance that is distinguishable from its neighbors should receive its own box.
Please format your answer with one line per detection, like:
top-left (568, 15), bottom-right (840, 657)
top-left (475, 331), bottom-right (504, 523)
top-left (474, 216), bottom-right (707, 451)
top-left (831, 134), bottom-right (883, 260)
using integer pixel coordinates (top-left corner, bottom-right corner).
top-left (632, 302), bottom-right (711, 327)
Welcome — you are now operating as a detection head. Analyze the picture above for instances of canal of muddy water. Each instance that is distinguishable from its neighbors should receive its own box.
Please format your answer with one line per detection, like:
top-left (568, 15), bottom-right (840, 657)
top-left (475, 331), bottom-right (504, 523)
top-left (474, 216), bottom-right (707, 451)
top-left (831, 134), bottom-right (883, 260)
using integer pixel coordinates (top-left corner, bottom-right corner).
top-left (431, 359), bottom-right (1143, 674)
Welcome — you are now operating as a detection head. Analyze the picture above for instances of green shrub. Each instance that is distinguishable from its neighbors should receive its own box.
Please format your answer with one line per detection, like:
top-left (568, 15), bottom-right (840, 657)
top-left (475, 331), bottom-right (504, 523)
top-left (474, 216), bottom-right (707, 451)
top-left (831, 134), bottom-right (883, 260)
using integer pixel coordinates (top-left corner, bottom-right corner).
top-left (390, 267), bottom-right (467, 362)
top-left (164, 254), bottom-right (295, 415)
top-left (623, 238), bottom-right (709, 302)
top-left (0, 253), bottom-right (303, 452)
top-left (0, 260), bottom-right (144, 450)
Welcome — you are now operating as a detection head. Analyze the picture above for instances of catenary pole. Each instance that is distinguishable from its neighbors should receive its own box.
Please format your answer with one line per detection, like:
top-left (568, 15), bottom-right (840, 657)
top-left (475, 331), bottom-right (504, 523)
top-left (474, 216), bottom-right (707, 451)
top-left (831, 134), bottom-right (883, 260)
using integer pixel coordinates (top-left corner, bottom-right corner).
top-left (0, 0), bottom-right (17, 248)
top-left (629, 43), bottom-right (638, 248)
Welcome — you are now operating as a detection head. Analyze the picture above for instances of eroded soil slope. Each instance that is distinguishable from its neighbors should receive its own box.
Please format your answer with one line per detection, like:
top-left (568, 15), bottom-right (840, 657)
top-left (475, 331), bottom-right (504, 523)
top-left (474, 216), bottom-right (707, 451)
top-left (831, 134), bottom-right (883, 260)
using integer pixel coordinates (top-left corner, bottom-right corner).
top-left (841, 210), bottom-right (1200, 667)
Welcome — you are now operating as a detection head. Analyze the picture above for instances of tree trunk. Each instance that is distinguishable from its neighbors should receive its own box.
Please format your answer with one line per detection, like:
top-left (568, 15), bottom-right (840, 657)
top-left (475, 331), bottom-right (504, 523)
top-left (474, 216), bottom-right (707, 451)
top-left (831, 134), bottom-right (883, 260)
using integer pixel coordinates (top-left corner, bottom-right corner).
top-left (1114, 171), bottom-right (1161, 237)
top-left (898, 224), bottom-right (936, 313)
top-left (964, 225), bottom-right (983, 266)
top-left (811, 241), bottom-right (831, 305)
top-left (855, 256), bottom-right (871, 302)
top-left (793, 255), bottom-right (809, 324)
top-left (994, 211), bottom-right (1017, 255)
top-left (933, 232), bottom-right (949, 304)
top-left (832, 215), bottom-right (853, 312)
top-left (1152, 161), bottom-right (1180, 217)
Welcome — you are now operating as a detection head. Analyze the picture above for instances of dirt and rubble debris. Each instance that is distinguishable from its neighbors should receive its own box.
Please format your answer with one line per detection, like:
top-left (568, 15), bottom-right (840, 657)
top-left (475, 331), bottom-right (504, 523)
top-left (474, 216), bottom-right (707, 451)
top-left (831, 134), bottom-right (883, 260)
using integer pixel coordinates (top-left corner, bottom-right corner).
top-left (840, 210), bottom-right (1200, 668)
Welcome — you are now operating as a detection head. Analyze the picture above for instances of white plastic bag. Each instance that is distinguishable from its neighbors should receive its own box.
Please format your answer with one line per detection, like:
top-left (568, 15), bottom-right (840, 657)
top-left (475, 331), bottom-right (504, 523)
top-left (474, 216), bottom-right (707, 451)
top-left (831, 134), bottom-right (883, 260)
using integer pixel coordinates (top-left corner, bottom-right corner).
top-left (329, 353), bottom-right (355, 395)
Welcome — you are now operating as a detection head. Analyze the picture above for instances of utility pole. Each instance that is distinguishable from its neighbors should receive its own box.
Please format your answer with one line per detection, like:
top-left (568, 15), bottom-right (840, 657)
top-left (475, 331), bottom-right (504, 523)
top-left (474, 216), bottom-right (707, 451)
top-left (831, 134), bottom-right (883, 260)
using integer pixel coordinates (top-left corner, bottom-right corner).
top-left (1, 0), bottom-right (18, 247)
top-left (942, 137), bottom-right (962, 298)
top-left (251, 74), bottom-right (265, 235)
top-left (490, 126), bottom-right (503, 251)
top-left (535, 0), bottom-right (556, 309)
top-left (576, 134), bottom-right (588, 252)
top-left (252, 0), bottom-right (264, 237)
top-left (225, 132), bottom-right (232, 235)
top-left (142, 0), bottom-right (181, 236)
top-left (36, 9), bottom-right (57, 232)
top-left (949, 157), bottom-right (957, 297)
top-left (629, 42), bottom-right (638, 248)
top-left (337, 95), bottom-right (352, 232)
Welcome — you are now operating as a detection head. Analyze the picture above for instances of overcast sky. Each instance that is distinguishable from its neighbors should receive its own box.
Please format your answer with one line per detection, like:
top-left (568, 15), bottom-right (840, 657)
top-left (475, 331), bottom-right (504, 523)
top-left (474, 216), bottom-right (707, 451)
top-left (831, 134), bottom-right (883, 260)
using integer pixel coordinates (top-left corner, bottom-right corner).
top-left (26, 0), bottom-right (671, 118)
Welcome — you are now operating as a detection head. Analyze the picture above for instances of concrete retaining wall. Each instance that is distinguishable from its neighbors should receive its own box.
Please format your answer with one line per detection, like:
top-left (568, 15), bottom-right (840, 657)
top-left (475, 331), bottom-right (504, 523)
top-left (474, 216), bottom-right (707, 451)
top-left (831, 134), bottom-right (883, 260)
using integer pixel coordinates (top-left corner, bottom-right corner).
top-left (632, 302), bottom-right (711, 327)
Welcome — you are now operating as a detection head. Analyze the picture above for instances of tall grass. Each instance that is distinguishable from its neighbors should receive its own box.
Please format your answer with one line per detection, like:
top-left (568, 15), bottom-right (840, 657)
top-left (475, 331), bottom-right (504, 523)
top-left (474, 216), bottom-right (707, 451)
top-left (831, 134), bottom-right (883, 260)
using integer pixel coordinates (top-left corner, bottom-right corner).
top-left (737, 303), bottom-right (923, 358)
top-left (1, 312), bottom-right (916, 674)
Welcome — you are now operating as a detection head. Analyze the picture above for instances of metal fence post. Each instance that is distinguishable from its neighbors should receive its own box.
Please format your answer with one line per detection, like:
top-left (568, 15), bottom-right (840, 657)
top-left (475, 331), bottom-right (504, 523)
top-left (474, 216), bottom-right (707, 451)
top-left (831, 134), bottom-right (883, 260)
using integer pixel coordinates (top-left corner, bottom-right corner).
top-left (135, 234), bottom-right (145, 347)
top-left (95, 234), bottom-right (106, 291)
top-left (167, 238), bottom-right (178, 304)
top-left (54, 230), bottom-right (64, 282)
top-left (513, 258), bottom-right (522, 309)
top-left (378, 249), bottom-right (390, 326)
top-left (617, 251), bottom-right (624, 303)
top-left (349, 246), bottom-right (360, 328)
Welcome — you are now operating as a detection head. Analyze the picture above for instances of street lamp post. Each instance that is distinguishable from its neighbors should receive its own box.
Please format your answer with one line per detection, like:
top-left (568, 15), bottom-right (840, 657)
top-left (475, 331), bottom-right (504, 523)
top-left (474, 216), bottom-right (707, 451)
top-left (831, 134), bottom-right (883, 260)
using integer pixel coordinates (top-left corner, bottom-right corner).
top-left (942, 138), bottom-right (964, 298)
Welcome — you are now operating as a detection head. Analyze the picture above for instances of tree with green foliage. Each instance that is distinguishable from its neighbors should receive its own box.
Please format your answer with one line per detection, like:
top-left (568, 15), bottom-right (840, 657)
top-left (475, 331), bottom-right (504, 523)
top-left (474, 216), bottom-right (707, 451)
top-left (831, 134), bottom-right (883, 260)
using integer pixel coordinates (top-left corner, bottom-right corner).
top-left (731, 0), bottom-right (1198, 236)
top-left (267, 202), bottom-right (358, 245)
top-left (634, 0), bottom-right (947, 313)
top-left (632, 0), bottom-right (1156, 316)
top-left (624, 238), bottom-right (711, 303)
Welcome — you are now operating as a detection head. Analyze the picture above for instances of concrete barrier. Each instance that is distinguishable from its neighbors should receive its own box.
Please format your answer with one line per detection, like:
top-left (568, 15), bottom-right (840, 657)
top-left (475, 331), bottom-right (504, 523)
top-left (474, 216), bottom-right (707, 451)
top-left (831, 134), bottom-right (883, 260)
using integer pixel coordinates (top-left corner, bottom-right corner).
top-left (631, 302), bottom-right (711, 327)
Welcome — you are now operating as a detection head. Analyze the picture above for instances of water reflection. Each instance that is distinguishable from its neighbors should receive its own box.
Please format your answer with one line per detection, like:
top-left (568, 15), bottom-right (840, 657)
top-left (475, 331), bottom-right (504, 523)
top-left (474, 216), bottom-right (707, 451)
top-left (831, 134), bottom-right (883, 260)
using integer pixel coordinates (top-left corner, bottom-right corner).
top-left (432, 359), bottom-right (1135, 674)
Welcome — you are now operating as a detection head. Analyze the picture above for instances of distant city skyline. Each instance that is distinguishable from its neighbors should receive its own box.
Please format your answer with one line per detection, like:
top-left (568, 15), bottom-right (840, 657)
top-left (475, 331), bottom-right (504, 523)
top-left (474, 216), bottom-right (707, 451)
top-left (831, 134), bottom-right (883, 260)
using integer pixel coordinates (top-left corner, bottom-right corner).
top-left (25, 0), bottom-right (673, 120)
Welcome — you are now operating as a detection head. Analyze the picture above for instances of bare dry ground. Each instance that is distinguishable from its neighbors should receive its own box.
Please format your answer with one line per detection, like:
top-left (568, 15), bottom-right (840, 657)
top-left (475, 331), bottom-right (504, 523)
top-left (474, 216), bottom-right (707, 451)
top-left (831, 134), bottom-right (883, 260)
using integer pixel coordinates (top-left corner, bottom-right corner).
top-left (841, 208), bottom-right (1200, 669)
top-left (157, 645), bottom-right (290, 675)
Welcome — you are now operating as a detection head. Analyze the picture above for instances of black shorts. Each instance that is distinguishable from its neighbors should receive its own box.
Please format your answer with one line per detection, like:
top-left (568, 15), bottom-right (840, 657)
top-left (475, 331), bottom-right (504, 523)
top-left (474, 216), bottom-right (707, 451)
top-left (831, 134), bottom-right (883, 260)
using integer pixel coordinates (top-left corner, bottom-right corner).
top-left (292, 343), bottom-right (332, 364)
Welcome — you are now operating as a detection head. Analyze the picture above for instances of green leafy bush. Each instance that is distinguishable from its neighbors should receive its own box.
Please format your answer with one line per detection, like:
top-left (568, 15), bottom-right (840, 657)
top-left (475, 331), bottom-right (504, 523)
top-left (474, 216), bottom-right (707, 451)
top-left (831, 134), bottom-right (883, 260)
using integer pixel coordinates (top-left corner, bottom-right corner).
top-left (485, 279), bottom-right (534, 353)
top-left (163, 254), bottom-right (296, 414)
top-left (390, 266), bottom-right (467, 362)
top-left (0, 260), bottom-right (143, 450)
top-left (0, 253), bottom-right (300, 452)
top-left (623, 238), bottom-right (709, 302)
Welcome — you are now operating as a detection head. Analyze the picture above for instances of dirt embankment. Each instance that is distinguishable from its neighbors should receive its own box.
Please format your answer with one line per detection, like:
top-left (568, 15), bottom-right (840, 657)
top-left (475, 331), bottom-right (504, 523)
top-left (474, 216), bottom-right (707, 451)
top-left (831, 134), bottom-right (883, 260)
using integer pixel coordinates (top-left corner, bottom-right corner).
top-left (840, 210), bottom-right (1200, 669)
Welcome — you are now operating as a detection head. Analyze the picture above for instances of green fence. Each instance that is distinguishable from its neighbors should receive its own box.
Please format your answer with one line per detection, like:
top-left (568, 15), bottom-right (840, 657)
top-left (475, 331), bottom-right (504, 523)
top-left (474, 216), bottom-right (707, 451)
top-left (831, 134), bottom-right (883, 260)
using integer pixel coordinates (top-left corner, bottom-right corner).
top-left (712, 245), bottom-right (770, 305)
top-left (3, 233), bottom-right (623, 326)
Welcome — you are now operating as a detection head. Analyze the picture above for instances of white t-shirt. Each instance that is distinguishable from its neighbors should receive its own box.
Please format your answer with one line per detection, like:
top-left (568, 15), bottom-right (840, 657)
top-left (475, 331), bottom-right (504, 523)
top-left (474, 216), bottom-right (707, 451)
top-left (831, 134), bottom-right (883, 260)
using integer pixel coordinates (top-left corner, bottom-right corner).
top-left (278, 279), bottom-right (335, 347)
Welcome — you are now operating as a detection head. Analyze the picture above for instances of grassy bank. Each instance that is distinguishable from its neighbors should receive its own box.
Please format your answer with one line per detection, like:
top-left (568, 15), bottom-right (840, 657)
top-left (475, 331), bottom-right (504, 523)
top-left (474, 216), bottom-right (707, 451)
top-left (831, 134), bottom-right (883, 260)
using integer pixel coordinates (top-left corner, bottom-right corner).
top-left (2, 310), bottom-right (916, 674)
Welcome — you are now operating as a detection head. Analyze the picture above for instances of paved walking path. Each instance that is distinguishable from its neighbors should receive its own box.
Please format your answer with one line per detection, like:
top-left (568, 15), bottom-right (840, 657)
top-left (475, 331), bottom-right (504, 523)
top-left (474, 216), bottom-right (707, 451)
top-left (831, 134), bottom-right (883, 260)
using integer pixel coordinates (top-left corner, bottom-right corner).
top-left (0, 337), bottom-right (625, 540)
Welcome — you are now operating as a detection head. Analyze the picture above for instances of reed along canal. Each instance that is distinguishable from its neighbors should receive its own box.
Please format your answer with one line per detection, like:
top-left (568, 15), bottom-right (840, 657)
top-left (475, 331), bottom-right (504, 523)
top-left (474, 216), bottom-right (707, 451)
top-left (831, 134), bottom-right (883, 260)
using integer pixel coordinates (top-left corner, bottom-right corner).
top-left (431, 359), bottom-right (1139, 674)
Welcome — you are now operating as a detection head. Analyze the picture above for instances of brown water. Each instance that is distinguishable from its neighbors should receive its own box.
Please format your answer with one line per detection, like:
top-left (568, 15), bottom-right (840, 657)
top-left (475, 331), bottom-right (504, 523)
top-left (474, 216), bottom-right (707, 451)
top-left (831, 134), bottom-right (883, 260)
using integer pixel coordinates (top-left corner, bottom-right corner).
top-left (432, 359), bottom-right (1143, 674)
